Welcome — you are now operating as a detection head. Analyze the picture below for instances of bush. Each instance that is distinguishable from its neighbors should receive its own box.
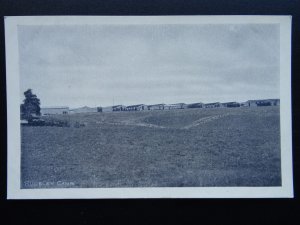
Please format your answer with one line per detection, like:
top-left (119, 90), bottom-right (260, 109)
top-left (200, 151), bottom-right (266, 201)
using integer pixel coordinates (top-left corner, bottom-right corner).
top-left (26, 117), bottom-right (70, 127)
top-left (28, 118), bottom-right (46, 126)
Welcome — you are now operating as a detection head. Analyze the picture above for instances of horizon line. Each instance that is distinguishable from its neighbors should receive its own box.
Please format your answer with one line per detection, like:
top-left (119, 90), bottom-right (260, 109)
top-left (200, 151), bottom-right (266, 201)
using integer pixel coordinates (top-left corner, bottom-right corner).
top-left (39, 98), bottom-right (280, 109)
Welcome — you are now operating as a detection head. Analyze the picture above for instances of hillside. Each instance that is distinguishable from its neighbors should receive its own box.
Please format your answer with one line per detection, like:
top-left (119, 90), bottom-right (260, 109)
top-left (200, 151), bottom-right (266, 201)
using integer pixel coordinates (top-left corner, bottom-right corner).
top-left (21, 106), bottom-right (281, 188)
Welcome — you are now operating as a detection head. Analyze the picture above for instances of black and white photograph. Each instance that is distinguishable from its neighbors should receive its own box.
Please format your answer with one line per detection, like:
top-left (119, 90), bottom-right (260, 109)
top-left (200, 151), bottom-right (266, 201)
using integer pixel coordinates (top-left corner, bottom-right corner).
top-left (5, 16), bottom-right (293, 198)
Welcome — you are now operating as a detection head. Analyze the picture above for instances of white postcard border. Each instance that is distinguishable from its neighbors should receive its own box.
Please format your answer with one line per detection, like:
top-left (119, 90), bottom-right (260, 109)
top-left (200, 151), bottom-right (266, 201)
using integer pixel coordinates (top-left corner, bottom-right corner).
top-left (5, 16), bottom-right (293, 199)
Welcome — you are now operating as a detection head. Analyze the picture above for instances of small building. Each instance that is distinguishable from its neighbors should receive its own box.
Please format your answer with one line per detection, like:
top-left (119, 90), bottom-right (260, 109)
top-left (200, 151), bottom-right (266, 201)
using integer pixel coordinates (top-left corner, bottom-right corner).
top-left (126, 104), bottom-right (146, 111)
top-left (112, 105), bottom-right (127, 111)
top-left (247, 99), bottom-right (280, 107)
top-left (102, 105), bottom-right (126, 112)
top-left (41, 106), bottom-right (69, 116)
top-left (187, 102), bottom-right (204, 109)
top-left (165, 103), bottom-right (187, 110)
top-left (204, 102), bottom-right (221, 108)
top-left (147, 104), bottom-right (165, 110)
top-left (97, 107), bottom-right (102, 112)
top-left (221, 102), bottom-right (240, 108)
top-left (70, 106), bottom-right (98, 114)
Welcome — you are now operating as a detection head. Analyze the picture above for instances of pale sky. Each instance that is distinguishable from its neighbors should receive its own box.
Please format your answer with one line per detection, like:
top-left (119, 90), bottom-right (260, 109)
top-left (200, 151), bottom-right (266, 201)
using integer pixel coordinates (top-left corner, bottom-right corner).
top-left (18, 24), bottom-right (280, 108)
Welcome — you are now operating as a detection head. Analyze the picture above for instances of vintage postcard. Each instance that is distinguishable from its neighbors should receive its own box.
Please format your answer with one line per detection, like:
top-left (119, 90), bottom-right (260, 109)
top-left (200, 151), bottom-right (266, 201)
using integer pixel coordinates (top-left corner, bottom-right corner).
top-left (5, 16), bottom-right (293, 199)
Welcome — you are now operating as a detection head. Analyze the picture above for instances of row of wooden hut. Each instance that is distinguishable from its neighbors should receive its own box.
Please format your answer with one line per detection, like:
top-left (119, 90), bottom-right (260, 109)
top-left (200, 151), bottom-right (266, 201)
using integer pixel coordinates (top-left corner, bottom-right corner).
top-left (40, 99), bottom-right (280, 115)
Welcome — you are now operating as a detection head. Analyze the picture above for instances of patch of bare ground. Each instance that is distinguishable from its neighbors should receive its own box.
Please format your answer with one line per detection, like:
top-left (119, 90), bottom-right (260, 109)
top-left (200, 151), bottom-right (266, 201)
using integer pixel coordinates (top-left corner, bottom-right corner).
top-left (182, 113), bottom-right (230, 129)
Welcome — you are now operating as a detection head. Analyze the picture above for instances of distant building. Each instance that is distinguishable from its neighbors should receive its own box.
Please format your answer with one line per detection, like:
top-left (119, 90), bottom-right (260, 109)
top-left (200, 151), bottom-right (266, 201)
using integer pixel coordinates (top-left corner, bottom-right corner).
top-left (247, 99), bottom-right (280, 107)
top-left (147, 104), bottom-right (165, 110)
top-left (69, 106), bottom-right (98, 114)
top-left (165, 103), bottom-right (187, 110)
top-left (204, 102), bottom-right (221, 108)
top-left (187, 103), bottom-right (204, 109)
top-left (97, 107), bottom-right (102, 112)
top-left (221, 102), bottom-right (240, 108)
top-left (113, 105), bottom-right (127, 111)
top-left (126, 104), bottom-right (146, 111)
top-left (41, 106), bottom-right (69, 116)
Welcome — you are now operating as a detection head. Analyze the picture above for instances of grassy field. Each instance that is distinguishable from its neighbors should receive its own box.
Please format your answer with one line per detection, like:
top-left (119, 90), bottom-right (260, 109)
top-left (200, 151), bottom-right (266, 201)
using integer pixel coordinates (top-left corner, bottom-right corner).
top-left (21, 106), bottom-right (281, 188)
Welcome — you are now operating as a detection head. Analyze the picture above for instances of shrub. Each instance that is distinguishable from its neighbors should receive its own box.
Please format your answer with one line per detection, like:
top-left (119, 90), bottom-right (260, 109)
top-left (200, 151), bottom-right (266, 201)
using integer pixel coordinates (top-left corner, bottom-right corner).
top-left (26, 117), bottom-right (70, 127)
top-left (28, 118), bottom-right (46, 126)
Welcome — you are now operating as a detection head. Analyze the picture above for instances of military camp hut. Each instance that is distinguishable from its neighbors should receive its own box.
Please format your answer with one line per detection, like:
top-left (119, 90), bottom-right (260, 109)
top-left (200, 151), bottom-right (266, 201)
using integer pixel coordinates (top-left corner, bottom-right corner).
top-left (247, 99), bottom-right (280, 107)
top-left (147, 104), bottom-right (165, 110)
top-left (187, 102), bottom-right (204, 109)
top-left (204, 102), bottom-right (221, 108)
top-left (126, 104), bottom-right (146, 111)
top-left (164, 103), bottom-right (187, 110)
top-left (112, 105), bottom-right (126, 111)
top-left (102, 105), bottom-right (125, 112)
top-left (41, 106), bottom-right (69, 116)
top-left (221, 102), bottom-right (240, 108)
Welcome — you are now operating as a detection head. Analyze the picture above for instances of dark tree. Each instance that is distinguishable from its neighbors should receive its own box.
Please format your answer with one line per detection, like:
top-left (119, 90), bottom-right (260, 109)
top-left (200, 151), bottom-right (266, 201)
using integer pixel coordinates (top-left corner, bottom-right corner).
top-left (20, 89), bottom-right (41, 121)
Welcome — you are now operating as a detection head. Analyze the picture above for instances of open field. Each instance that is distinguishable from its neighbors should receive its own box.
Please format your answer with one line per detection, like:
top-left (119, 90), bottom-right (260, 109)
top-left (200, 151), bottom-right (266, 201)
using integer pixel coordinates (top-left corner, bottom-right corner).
top-left (21, 106), bottom-right (281, 188)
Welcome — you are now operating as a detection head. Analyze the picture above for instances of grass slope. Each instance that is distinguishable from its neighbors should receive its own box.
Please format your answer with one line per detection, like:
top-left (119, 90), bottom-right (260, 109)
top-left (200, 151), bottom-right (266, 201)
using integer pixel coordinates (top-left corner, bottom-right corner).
top-left (21, 106), bottom-right (281, 188)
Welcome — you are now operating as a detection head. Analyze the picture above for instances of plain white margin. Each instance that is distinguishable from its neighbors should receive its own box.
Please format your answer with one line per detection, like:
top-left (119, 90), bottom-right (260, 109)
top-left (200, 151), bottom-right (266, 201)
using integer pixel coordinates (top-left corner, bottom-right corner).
top-left (5, 16), bottom-right (293, 199)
